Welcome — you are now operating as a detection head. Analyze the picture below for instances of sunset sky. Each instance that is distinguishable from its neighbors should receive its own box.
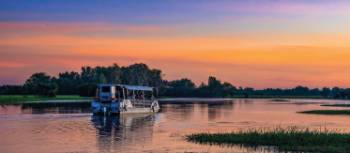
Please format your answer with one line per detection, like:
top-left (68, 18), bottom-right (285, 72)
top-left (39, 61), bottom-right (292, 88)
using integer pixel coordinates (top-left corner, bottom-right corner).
top-left (1, 0), bottom-right (350, 88)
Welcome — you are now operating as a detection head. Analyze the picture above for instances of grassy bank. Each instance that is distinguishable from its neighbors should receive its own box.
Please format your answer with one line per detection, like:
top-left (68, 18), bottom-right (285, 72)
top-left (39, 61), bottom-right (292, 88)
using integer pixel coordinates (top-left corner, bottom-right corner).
top-left (0, 95), bottom-right (90, 104)
top-left (299, 110), bottom-right (350, 115)
top-left (186, 127), bottom-right (350, 153)
top-left (321, 104), bottom-right (350, 107)
top-left (230, 95), bottom-right (323, 99)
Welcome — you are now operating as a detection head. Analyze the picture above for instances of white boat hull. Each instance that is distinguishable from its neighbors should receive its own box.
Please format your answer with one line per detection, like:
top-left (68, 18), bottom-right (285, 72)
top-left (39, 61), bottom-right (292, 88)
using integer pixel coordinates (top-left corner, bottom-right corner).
top-left (91, 100), bottom-right (160, 115)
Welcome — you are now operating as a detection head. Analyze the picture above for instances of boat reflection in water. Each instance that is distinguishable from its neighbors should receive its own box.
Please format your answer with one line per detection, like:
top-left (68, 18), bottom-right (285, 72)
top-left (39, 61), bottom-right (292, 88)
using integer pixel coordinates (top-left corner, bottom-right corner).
top-left (91, 113), bottom-right (158, 152)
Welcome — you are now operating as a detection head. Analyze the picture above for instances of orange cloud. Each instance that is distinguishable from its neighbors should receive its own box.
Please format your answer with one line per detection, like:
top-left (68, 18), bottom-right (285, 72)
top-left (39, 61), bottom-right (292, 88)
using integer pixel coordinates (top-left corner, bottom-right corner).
top-left (1, 22), bottom-right (350, 88)
top-left (0, 61), bottom-right (27, 68)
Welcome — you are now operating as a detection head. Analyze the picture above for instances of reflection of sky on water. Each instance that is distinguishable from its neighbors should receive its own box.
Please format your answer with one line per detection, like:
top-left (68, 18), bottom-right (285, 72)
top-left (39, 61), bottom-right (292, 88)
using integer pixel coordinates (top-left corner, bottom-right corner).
top-left (1, 99), bottom-right (350, 152)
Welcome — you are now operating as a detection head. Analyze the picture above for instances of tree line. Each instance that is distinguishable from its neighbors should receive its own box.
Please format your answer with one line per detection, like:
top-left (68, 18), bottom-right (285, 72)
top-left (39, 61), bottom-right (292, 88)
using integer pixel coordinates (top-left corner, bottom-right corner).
top-left (1, 63), bottom-right (350, 99)
top-left (0, 63), bottom-right (162, 97)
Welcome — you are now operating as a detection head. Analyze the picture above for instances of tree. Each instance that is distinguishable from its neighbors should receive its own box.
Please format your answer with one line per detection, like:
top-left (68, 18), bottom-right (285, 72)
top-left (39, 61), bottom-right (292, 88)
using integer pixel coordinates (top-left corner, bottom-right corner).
top-left (165, 78), bottom-right (196, 97)
top-left (78, 83), bottom-right (97, 97)
top-left (105, 64), bottom-right (122, 84)
top-left (93, 64), bottom-right (122, 84)
top-left (0, 85), bottom-right (24, 95)
top-left (81, 66), bottom-right (95, 82)
top-left (195, 76), bottom-right (237, 97)
top-left (8, 62), bottom-right (349, 99)
top-left (97, 73), bottom-right (107, 84)
top-left (292, 86), bottom-right (310, 96)
top-left (222, 82), bottom-right (237, 97)
top-left (56, 71), bottom-right (81, 95)
top-left (121, 63), bottom-right (163, 87)
top-left (24, 72), bottom-right (58, 97)
top-left (321, 87), bottom-right (331, 98)
top-left (207, 76), bottom-right (224, 97)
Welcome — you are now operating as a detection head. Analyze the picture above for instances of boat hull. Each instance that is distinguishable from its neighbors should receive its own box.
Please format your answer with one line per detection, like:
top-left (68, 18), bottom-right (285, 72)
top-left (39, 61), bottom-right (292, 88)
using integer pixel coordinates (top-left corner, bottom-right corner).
top-left (91, 100), bottom-right (160, 115)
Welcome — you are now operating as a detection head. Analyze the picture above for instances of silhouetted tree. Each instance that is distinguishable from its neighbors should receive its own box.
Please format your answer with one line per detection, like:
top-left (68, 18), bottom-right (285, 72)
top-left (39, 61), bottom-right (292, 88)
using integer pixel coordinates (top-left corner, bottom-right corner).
top-left (321, 87), bottom-right (331, 98)
top-left (78, 83), bottom-right (97, 97)
top-left (0, 85), bottom-right (24, 95)
top-left (195, 76), bottom-right (237, 97)
top-left (24, 72), bottom-right (58, 97)
top-left (121, 63), bottom-right (163, 86)
top-left (165, 78), bottom-right (196, 97)
top-left (222, 82), bottom-right (237, 97)
top-left (56, 71), bottom-right (81, 95)
top-left (4, 62), bottom-right (350, 99)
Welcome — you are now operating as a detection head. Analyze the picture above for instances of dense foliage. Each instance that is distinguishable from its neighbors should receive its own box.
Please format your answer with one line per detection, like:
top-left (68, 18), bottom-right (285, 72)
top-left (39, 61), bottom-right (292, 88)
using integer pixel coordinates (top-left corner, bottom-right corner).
top-left (1, 62), bottom-right (350, 99)
top-left (23, 72), bottom-right (58, 97)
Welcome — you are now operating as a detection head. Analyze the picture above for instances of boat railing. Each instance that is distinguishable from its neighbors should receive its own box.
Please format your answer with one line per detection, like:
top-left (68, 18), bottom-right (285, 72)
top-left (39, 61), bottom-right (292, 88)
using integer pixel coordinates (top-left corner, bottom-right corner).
top-left (130, 99), bottom-right (154, 108)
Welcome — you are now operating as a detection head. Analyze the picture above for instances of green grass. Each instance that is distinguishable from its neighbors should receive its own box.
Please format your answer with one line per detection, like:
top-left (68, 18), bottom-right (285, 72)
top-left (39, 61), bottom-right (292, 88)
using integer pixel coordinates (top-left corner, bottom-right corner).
top-left (230, 95), bottom-right (323, 99)
top-left (186, 127), bottom-right (350, 153)
top-left (321, 104), bottom-right (350, 107)
top-left (299, 110), bottom-right (350, 115)
top-left (0, 95), bottom-right (90, 104)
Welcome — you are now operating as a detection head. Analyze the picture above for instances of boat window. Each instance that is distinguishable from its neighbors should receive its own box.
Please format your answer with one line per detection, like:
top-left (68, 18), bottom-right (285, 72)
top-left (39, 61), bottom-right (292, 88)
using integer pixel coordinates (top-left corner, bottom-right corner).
top-left (115, 86), bottom-right (123, 100)
top-left (101, 86), bottom-right (111, 93)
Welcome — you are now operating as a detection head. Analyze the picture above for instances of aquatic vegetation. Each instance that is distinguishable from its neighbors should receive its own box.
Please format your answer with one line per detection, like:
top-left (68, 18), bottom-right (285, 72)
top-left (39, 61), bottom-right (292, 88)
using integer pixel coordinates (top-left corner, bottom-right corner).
top-left (270, 99), bottom-right (290, 102)
top-left (300, 110), bottom-right (350, 115)
top-left (321, 104), bottom-right (350, 107)
top-left (186, 127), bottom-right (350, 153)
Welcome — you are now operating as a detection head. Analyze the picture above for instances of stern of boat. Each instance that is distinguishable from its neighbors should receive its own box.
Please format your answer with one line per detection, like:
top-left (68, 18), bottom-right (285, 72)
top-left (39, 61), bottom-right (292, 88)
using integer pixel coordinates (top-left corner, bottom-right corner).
top-left (91, 100), bottom-right (120, 115)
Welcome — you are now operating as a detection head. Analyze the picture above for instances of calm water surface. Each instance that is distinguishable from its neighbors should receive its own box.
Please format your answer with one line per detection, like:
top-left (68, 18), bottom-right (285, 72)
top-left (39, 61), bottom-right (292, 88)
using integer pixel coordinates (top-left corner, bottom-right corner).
top-left (1, 99), bottom-right (350, 153)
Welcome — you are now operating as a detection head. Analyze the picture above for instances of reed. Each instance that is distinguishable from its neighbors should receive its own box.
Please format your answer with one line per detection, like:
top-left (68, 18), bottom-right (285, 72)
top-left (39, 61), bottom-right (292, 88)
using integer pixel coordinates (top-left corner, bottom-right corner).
top-left (186, 127), bottom-right (350, 153)
top-left (321, 104), bottom-right (350, 107)
top-left (300, 110), bottom-right (350, 115)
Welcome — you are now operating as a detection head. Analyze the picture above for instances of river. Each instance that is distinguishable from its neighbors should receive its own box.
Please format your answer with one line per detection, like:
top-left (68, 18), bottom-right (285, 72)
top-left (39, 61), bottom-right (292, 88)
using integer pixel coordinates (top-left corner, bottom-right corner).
top-left (1, 99), bottom-right (350, 153)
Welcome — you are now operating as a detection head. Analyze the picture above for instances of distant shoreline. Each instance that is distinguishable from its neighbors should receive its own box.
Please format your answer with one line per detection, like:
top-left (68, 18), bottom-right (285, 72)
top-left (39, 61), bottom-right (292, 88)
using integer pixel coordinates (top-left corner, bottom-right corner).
top-left (0, 94), bottom-right (344, 106)
top-left (0, 95), bottom-right (91, 105)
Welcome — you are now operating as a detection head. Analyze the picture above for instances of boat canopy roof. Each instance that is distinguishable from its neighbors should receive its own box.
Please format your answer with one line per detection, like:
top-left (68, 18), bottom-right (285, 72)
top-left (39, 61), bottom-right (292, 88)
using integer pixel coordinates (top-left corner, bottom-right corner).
top-left (98, 84), bottom-right (154, 91)
top-left (118, 84), bottom-right (153, 91)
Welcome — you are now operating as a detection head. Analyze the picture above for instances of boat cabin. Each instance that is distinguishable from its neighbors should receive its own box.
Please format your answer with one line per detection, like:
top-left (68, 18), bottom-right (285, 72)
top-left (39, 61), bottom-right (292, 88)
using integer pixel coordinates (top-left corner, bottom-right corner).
top-left (96, 84), bottom-right (155, 106)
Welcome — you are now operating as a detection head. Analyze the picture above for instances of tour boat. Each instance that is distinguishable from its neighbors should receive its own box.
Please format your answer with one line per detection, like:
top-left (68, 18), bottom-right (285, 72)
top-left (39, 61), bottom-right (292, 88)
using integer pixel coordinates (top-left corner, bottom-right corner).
top-left (91, 84), bottom-right (160, 115)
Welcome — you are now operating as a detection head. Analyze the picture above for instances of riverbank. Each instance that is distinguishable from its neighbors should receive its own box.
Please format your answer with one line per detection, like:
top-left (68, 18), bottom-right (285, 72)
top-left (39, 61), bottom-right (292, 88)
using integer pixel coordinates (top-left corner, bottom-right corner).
top-left (0, 95), bottom-right (344, 105)
top-left (187, 127), bottom-right (350, 153)
top-left (1, 96), bottom-right (236, 106)
top-left (0, 95), bottom-right (91, 105)
top-left (0, 95), bottom-right (348, 105)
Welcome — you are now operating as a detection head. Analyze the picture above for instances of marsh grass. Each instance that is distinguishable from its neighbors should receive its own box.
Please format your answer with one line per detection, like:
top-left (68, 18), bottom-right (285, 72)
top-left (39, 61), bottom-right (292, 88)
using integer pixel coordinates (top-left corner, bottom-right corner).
top-left (186, 127), bottom-right (350, 153)
top-left (300, 110), bottom-right (350, 115)
top-left (321, 104), bottom-right (350, 107)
